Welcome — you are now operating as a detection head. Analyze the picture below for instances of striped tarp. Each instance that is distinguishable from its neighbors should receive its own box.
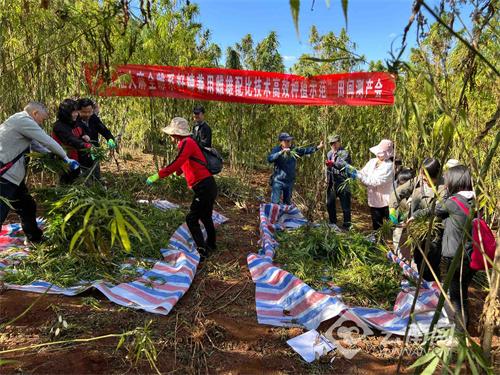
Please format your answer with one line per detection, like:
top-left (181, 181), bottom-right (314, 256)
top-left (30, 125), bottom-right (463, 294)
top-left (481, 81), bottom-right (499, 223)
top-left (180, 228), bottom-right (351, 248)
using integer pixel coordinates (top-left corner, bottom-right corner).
top-left (137, 199), bottom-right (180, 210)
top-left (248, 203), bottom-right (449, 336)
top-left (0, 210), bottom-right (227, 315)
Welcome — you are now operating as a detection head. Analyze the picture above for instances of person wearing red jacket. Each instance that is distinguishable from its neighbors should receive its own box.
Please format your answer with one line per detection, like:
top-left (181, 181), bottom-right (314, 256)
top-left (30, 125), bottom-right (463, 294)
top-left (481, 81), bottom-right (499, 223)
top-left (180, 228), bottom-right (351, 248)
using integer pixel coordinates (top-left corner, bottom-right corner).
top-left (146, 117), bottom-right (218, 261)
top-left (52, 99), bottom-right (93, 184)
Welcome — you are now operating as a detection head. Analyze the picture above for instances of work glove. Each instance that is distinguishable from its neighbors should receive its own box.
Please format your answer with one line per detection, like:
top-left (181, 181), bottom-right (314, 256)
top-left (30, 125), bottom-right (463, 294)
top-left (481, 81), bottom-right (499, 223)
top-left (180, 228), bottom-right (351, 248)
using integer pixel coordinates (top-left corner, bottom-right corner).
top-left (345, 164), bottom-right (358, 179)
top-left (389, 208), bottom-right (399, 224)
top-left (107, 139), bottom-right (117, 149)
top-left (64, 157), bottom-right (80, 171)
top-left (325, 160), bottom-right (334, 167)
top-left (146, 173), bottom-right (160, 186)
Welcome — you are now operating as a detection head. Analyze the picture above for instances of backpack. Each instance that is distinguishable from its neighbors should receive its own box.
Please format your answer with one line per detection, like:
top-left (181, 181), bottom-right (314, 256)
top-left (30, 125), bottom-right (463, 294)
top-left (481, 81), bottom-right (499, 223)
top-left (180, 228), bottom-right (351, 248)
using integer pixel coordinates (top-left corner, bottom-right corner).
top-left (190, 137), bottom-right (223, 175)
top-left (451, 197), bottom-right (497, 271)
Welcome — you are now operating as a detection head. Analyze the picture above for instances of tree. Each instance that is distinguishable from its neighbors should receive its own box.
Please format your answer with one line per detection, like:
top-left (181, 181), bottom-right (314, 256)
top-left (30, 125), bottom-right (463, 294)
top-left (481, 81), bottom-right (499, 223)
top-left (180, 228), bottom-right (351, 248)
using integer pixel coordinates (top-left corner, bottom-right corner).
top-left (225, 47), bottom-right (242, 70)
top-left (254, 31), bottom-right (285, 72)
top-left (236, 34), bottom-right (256, 70)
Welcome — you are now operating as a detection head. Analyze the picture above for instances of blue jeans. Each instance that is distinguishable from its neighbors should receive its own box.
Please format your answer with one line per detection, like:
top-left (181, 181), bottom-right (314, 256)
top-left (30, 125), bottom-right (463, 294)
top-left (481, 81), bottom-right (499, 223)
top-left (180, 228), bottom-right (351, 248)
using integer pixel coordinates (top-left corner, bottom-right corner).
top-left (271, 181), bottom-right (293, 205)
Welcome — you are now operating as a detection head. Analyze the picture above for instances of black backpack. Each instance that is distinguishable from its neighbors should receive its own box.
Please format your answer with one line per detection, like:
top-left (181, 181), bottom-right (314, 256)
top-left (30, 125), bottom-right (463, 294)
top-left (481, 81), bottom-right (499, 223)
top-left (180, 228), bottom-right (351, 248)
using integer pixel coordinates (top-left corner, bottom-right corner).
top-left (190, 137), bottom-right (223, 175)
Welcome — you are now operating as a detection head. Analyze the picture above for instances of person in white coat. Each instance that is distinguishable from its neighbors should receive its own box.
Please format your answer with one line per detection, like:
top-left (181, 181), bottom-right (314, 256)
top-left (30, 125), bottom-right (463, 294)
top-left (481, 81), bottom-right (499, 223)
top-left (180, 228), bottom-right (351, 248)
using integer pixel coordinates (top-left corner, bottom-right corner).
top-left (333, 139), bottom-right (395, 230)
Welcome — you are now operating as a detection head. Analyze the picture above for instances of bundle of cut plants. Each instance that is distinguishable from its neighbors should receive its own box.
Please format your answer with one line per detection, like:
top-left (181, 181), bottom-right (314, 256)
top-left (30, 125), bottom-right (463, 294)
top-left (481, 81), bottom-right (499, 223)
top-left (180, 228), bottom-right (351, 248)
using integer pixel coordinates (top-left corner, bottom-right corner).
top-left (403, 216), bottom-right (444, 248)
top-left (275, 224), bottom-right (401, 310)
top-left (3, 185), bottom-right (184, 288)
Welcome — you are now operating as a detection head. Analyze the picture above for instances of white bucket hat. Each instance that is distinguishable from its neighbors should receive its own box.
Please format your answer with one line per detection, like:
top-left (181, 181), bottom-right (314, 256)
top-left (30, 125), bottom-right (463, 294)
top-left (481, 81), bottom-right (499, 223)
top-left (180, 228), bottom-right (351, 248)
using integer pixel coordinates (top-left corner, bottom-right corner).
top-left (162, 117), bottom-right (191, 136)
top-left (445, 159), bottom-right (460, 169)
top-left (369, 139), bottom-right (394, 158)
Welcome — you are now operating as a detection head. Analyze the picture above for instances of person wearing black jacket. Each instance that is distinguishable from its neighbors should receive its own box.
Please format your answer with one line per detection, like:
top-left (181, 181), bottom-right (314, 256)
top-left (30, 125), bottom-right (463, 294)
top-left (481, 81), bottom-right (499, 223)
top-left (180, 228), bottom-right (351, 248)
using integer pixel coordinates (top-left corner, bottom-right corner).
top-left (325, 135), bottom-right (352, 229)
top-left (77, 98), bottom-right (116, 180)
top-left (52, 99), bottom-right (93, 184)
top-left (77, 99), bottom-right (116, 147)
top-left (192, 105), bottom-right (212, 148)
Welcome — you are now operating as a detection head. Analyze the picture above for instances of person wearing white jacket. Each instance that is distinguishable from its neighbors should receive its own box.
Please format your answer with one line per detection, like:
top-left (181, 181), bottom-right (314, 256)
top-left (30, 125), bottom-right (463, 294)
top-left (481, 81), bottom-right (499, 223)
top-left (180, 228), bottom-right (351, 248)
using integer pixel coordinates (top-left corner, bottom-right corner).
top-left (0, 102), bottom-right (79, 243)
top-left (333, 139), bottom-right (395, 230)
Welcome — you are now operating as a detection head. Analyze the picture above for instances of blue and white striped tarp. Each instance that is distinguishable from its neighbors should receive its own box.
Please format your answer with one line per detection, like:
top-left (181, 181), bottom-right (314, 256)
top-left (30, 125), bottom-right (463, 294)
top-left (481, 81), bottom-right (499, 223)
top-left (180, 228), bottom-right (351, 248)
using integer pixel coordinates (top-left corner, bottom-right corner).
top-left (248, 203), bottom-right (449, 336)
top-left (0, 207), bottom-right (227, 315)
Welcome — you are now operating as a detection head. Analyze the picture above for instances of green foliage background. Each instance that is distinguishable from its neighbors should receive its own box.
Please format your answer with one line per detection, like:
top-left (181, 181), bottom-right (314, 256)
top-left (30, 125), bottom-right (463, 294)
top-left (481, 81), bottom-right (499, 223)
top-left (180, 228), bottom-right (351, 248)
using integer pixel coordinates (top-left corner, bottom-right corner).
top-left (0, 0), bottom-right (498, 211)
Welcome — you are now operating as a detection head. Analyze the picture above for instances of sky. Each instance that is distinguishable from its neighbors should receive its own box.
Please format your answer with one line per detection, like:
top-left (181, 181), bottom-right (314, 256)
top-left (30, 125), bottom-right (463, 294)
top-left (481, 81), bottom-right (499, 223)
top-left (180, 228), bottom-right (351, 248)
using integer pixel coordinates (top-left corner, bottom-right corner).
top-left (192, 0), bottom-right (445, 70)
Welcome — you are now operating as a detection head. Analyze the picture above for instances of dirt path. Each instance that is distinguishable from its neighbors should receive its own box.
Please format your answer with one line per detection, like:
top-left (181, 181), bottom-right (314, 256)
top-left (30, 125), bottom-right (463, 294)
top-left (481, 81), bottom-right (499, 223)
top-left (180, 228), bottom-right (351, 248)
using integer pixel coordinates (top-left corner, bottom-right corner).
top-left (0, 152), bottom-right (496, 374)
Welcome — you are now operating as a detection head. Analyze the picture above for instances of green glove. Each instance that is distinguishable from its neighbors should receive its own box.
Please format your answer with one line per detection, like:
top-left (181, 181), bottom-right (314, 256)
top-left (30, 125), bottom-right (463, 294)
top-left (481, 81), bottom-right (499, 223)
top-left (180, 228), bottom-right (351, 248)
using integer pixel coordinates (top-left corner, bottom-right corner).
top-left (389, 208), bottom-right (399, 224)
top-left (107, 139), bottom-right (117, 149)
top-left (146, 173), bottom-right (160, 185)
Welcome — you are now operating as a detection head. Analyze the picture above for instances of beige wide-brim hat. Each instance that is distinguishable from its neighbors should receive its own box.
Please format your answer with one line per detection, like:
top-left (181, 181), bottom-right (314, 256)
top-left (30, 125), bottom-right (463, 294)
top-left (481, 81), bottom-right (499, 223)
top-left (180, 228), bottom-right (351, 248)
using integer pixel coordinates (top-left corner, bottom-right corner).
top-left (161, 117), bottom-right (192, 137)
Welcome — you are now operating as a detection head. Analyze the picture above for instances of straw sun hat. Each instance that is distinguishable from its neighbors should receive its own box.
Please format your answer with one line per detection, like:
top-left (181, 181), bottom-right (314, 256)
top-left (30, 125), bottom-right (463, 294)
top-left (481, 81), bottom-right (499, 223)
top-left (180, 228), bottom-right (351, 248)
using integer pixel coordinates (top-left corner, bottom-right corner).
top-left (161, 117), bottom-right (192, 136)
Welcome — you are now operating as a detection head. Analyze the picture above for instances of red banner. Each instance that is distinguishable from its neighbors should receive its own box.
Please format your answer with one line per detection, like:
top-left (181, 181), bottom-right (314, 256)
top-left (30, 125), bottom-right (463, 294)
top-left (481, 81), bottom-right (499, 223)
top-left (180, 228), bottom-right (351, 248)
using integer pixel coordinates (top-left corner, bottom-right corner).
top-left (85, 64), bottom-right (396, 106)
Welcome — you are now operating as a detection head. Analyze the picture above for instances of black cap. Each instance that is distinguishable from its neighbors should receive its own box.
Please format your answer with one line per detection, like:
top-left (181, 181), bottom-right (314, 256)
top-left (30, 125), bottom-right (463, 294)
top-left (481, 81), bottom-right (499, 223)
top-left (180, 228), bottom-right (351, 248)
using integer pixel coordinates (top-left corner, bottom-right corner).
top-left (278, 132), bottom-right (294, 141)
top-left (193, 105), bottom-right (205, 114)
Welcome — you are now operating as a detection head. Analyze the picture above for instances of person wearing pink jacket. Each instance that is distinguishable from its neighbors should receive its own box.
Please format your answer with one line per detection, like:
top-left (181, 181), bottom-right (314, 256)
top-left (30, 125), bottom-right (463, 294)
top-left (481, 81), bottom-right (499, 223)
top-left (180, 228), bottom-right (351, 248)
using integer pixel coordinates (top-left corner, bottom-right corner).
top-left (333, 139), bottom-right (395, 230)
